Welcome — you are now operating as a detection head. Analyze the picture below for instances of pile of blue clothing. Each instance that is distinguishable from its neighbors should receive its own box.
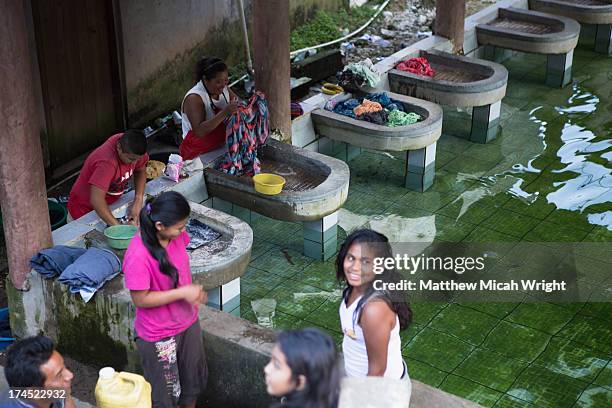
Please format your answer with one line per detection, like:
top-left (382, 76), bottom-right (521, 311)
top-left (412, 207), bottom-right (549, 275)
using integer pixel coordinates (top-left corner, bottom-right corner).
top-left (30, 245), bottom-right (121, 303)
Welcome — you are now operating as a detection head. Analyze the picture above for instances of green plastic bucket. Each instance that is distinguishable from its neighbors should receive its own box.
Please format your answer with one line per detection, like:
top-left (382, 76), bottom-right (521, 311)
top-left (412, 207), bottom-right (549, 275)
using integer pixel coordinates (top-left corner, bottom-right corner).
top-left (0, 199), bottom-right (67, 232)
top-left (104, 225), bottom-right (138, 250)
top-left (48, 200), bottom-right (68, 230)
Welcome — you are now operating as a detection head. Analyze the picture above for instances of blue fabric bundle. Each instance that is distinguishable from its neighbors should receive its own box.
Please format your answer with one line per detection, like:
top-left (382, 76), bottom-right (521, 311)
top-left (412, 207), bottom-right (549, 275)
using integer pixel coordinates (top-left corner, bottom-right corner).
top-left (31, 245), bottom-right (121, 302)
top-left (327, 92), bottom-right (406, 121)
top-left (58, 248), bottom-right (121, 302)
top-left (367, 92), bottom-right (404, 112)
top-left (332, 98), bottom-right (360, 119)
top-left (30, 246), bottom-right (87, 278)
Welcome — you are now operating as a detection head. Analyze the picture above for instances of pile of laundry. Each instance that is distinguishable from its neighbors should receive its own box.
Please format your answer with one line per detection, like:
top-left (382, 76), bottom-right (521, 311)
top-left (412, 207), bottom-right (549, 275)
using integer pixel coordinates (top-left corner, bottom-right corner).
top-left (336, 58), bottom-right (381, 92)
top-left (290, 102), bottom-right (303, 120)
top-left (217, 90), bottom-right (270, 176)
top-left (185, 218), bottom-right (221, 251)
top-left (30, 245), bottom-right (121, 302)
top-left (395, 57), bottom-right (435, 77)
top-left (326, 92), bottom-right (422, 127)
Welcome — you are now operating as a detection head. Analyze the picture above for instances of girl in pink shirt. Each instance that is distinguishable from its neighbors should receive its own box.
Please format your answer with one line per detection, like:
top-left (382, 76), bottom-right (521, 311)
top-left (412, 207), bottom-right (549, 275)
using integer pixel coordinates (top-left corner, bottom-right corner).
top-left (123, 191), bottom-right (207, 408)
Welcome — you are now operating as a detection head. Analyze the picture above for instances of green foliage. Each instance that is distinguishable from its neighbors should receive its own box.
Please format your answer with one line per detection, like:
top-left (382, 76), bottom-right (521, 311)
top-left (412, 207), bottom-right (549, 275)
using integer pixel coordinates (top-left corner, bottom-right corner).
top-left (290, 5), bottom-right (378, 51)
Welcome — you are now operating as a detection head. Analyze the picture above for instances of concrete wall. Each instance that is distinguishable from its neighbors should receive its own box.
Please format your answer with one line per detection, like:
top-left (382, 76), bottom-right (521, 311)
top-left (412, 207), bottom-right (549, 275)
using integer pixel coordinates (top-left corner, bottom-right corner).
top-left (121, 0), bottom-right (345, 126)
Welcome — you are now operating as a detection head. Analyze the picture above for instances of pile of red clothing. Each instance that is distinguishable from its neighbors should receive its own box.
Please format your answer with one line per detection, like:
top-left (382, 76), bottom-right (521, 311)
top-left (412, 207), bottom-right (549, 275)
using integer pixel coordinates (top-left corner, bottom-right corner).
top-left (395, 57), bottom-right (435, 77)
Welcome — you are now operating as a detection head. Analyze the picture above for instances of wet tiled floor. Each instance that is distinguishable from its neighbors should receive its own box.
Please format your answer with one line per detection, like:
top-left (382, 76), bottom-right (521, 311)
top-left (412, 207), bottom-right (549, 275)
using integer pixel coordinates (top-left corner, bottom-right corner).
top-left (233, 45), bottom-right (611, 407)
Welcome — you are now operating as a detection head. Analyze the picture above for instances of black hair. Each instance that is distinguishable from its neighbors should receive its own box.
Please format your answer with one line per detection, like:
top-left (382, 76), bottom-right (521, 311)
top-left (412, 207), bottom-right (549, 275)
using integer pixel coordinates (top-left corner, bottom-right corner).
top-left (271, 328), bottom-right (341, 408)
top-left (5, 335), bottom-right (55, 388)
top-left (196, 57), bottom-right (228, 82)
top-left (119, 129), bottom-right (147, 156)
top-left (139, 191), bottom-right (191, 287)
top-left (336, 229), bottom-right (412, 331)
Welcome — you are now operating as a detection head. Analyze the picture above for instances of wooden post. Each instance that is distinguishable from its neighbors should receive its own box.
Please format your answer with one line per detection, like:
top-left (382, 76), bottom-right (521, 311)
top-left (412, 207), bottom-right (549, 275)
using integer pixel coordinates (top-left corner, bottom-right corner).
top-left (252, 0), bottom-right (291, 142)
top-left (435, 0), bottom-right (466, 54)
top-left (0, 0), bottom-right (53, 290)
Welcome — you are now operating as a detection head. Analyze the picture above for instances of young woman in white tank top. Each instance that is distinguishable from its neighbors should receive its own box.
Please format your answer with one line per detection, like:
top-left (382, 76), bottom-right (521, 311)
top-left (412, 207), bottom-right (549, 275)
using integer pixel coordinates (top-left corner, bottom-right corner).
top-left (336, 229), bottom-right (413, 403)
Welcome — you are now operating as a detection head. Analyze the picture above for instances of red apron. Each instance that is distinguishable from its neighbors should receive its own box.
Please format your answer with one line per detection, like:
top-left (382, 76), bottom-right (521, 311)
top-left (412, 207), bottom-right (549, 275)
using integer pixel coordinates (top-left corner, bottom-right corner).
top-left (179, 105), bottom-right (226, 160)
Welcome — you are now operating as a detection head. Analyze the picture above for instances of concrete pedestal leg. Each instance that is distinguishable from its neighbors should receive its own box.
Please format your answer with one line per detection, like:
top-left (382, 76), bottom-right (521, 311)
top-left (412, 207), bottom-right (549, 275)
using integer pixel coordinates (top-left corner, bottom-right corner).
top-left (482, 45), bottom-right (513, 63)
top-left (303, 211), bottom-right (338, 261)
top-left (207, 277), bottom-right (241, 316)
top-left (405, 143), bottom-right (436, 192)
top-left (546, 51), bottom-right (573, 88)
top-left (595, 24), bottom-right (612, 55)
top-left (211, 197), bottom-right (260, 224)
top-left (470, 101), bottom-right (501, 144)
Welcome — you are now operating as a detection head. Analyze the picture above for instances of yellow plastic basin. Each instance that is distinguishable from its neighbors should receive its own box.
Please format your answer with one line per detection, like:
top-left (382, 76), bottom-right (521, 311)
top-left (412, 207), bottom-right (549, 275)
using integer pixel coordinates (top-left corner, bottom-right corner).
top-left (252, 173), bottom-right (286, 195)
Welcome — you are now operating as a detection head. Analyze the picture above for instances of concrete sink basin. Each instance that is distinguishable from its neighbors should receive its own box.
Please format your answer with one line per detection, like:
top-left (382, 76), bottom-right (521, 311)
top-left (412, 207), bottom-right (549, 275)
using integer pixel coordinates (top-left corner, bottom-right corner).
top-left (83, 201), bottom-right (252, 291)
top-left (311, 92), bottom-right (442, 191)
top-left (388, 49), bottom-right (508, 143)
top-left (388, 49), bottom-right (508, 109)
top-left (476, 7), bottom-right (580, 87)
top-left (530, 0), bottom-right (612, 54)
top-left (311, 92), bottom-right (442, 152)
top-left (204, 139), bottom-right (349, 223)
top-left (187, 201), bottom-right (252, 289)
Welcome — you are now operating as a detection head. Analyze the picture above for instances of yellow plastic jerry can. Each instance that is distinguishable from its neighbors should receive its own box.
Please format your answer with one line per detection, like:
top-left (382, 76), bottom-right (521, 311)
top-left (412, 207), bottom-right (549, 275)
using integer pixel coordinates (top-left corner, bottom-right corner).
top-left (95, 367), bottom-right (152, 408)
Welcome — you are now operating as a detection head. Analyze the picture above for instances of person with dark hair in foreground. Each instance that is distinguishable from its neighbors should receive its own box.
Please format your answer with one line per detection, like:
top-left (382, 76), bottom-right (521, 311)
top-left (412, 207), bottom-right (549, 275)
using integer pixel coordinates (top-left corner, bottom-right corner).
top-left (336, 229), bottom-right (413, 401)
top-left (264, 328), bottom-right (341, 408)
top-left (67, 129), bottom-right (149, 226)
top-left (0, 336), bottom-right (75, 408)
top-left (123, 191), bottom-right (207, 408)
top-left (179, 56), bottom-right (241, 162)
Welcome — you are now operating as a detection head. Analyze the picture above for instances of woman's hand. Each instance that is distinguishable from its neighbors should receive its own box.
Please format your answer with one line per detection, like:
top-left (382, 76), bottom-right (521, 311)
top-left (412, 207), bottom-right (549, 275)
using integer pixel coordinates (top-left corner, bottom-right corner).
top-left (181, 284), bottom-right (204, 305)
top-left (223, 101), bottom-right (239, 116)
top-left (198, 290), bottom-right (208, 305)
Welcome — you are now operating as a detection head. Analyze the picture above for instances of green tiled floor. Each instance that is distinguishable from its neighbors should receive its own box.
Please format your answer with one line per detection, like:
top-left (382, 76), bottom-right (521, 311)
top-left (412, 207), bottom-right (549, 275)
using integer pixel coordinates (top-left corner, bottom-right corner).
top-left (235, 48), bottom-right (612, 407)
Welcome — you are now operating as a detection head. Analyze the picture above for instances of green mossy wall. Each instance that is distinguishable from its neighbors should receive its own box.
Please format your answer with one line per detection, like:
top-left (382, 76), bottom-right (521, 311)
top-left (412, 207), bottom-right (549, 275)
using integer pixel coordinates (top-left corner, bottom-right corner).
top-left (127, 0), bottom-right (345, 127)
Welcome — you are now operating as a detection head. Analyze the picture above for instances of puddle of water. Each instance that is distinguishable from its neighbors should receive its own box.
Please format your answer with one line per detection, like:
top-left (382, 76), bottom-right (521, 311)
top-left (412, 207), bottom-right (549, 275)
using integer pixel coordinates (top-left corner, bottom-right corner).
top-left (546, 122), bottom-right (612, 221)
top-left (450, 106), bottom-right (548, 221)
top-left (543, 85), bottom-right (611, 229)
top-left (453, 173), bottom-right (537, 220)
top-left (293, 289), bottom-right (342, 301)
top-left (453, 83), bottom-right (611, 230)
top-left (272, 164), bottom-right (297, 177)
top-left (338, 208), bottom-right (436, 255)
top-left (549, 352), bottom-right (608, 380)
top-left (507, 388), bottom-right (536, 404)
top-left (574, 385), bottom-right (609, 407)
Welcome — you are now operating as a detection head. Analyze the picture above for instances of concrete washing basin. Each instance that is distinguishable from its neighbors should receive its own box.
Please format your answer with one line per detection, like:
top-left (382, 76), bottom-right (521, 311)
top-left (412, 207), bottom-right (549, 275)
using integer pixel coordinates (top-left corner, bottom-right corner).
top-left (388, 49), bottom-right (508, 143)
top-left (204, 139), bottom-right (348, 222)
top-left (311, 91), bottom-right (442, 192)
top-left (476, 7), bottom-right (580, 87)
top-left (185, 201), bottom-right (252, 290)
top-left (204, 139), bottom-right (350, 260)
top-left (83, 202), bottom-right (252, 289)
top-left (530, 0), bottom-right (612, 54)
top-left (83, 200), bottom-right (252, 311)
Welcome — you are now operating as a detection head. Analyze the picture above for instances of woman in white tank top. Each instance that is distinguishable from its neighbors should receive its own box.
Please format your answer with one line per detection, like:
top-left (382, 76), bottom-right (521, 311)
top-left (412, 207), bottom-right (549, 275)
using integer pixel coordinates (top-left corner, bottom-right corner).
top-left (179, 57), bottom-right (240, 161)
top-left (336, 229), bottom-right (413, 402)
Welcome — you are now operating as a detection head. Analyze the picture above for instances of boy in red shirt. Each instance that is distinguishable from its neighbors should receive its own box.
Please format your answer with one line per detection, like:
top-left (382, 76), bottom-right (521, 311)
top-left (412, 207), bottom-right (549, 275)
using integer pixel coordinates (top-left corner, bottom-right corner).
top-left (67, 130), bottom-right (149, 226)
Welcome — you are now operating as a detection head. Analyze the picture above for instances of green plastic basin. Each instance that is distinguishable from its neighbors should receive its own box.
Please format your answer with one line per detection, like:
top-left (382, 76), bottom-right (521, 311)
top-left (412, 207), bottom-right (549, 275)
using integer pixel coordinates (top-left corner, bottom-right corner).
top-left (104, 225), bottom-right (138, 250)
